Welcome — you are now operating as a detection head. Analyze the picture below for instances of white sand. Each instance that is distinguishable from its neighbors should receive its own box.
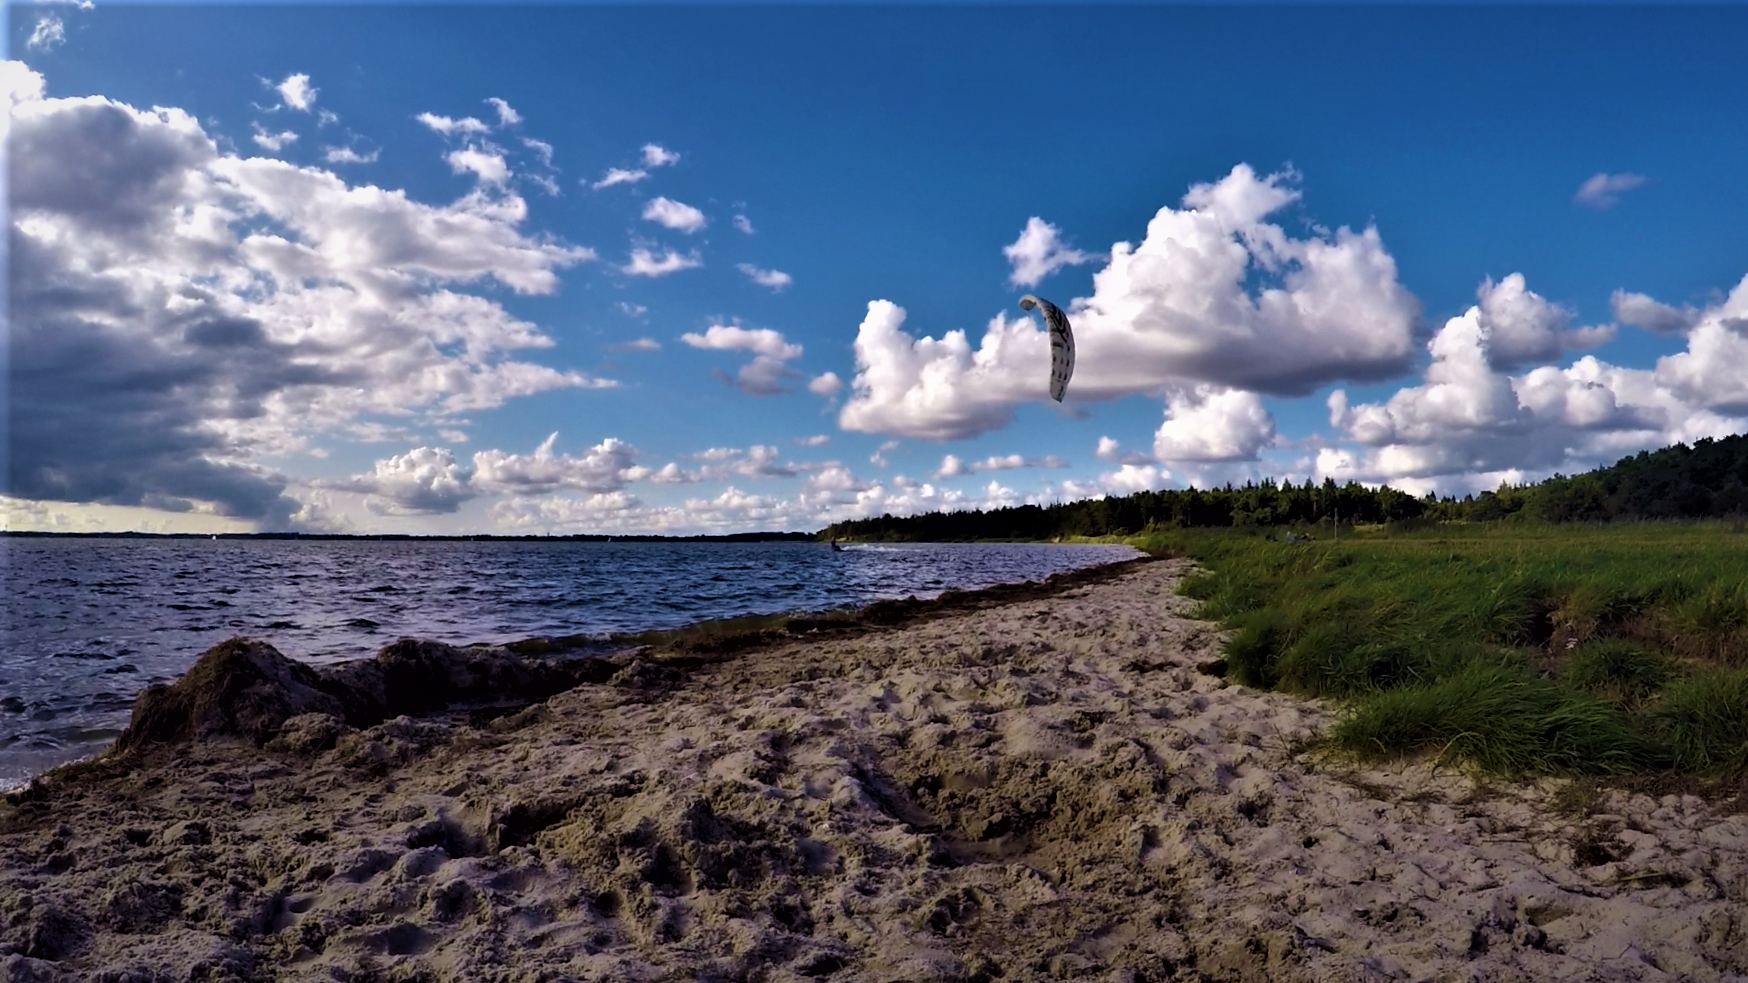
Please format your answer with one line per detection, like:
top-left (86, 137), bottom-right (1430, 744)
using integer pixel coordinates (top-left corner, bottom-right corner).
top-left (3, 557), bottom-right (1744, 982)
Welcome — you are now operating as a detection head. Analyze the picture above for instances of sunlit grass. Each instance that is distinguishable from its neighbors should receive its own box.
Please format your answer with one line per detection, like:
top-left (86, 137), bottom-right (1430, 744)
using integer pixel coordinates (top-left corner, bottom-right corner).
top-left (1140, 521), bottom-right (1748, 777)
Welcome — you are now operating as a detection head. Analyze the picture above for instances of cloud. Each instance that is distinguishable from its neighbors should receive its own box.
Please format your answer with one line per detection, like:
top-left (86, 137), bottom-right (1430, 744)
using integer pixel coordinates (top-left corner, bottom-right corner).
top-left (934, 453), bottom-right (1068, 478)
top-left (837, 300), bottom-right (1043, 440)
top-left (622, 248), bottom-right (701, 277)
top-left (323, 145), bottom-right (378, 165)
top-left (27, 15), bottom-right (65, 52)
top-left (495, 485), bottom-right (804, 535)
top-left (484, 97), bottom-right (521, 126)
top-left (839, 165), bottom-right (1420, 440)
top-left (446, 146), bottom-right (509, 185)
top-left (642, 196), bottom-right (706, 233)
top-left (1574, 172), bottom-right (1646, 209)
top-left (795, 434), bottom-right (830, 447)
top-left (521, 137), bottom-right (553, 166)
top-left (616, 302), bottom-right (648, 318)
top-left (1320, 272), bottom-right (1748, 493)
top-left (642, 143), bottom-right (680, 167)
top-left (6, 68), bottom-right (606, 527)
top-left (698, 444), bottom-right (796, 480)
top-left (808, 372), bottom-right (842, 397)
top-left (681, 325), bottom-right (802, 360)
top-left (1611, 289), bottom-right (1700, 335)
top-left (737, 263), bottom-right (792, 291)
top-left (333, 447), bottom-right (476, 515)
top-left (472, 434), bottom-right (650, 494)
top-left (609, 337), bottom-right (660, 352)
top-left (490, 454), bottom-right (1088, 534)
top-left (682, 324), bottom-right (805, 395)
top-left (733, 214), bottom-right (754, 235)
top-left (251, 124), bottom-right (297, 152)
top-left (1472, 273), bottom-right (1613, 369)
top-left (332, 434), bottom-right (655, 515)
top-left (1654, 274), bottom-right (1748, 413)
top-left (1095, 436), bottom-right (1155, 467)
top-left (804, 463), bottom-right (866, 495)
top-left (1152, 386), bottom-right (1277, 462)
top-left (1101, 464), bottom-right (1172, 494)
top-left (415, 112), bottom-right (490, 137)
top-left (592, 168), bottom-right (646, 189)
top-left (869, 439), bottom-right (900, 468)
top-left (276, 73), bottom-right (317, 112)
top-left (647, 462), bottom-right (698, 484)
top-left (1004, 216), bottom-right (1097, 288)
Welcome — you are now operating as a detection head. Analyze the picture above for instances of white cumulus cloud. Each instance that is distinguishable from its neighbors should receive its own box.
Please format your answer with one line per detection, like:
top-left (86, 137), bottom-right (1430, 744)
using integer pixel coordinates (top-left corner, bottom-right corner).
top-left (472, 434), bottom-right (650, 494)
top-left (622, 247), bottom-right (701, 277)
top-left (1472, 273), bottom-right (1613, 369)
top-left (27, 15), bottom-right (66, 52)
top-left (682, 324), bottom-right (805, 396)
top-left (251, 124), bottom-right (298, 152)
top-left (484, 97), bottom-right (521, 126)
top-left (323, 146), bottom-right (378, 165)
top-left (1320, 272), bottom-right (1748, 493)
top-left (416, 112), bottom-right (490, 137)
top-left (1152, 386), bottom-right (1277, 462)
top-left (839, 164), bottom-right (1421, 440)
top-left (641, 143), bottom-right (680, 167)
top-left (334, 447), bottom-right (476, 514)
top-left (1004, 216), bottom-right (1097, 288)
top-left (642, 196), bottom-right (706, 233)
top-left (276, 73), bottom-right (317, 112)
top-left (934, 453), bottom-right (1067, 478)
top-left (808, 372), bottom-right (842, 397)
top-left (6, 65), bottom-right (605, 526)
top-left (737, 263), bottom-right (792, 291)
top-left (592, 167), bottom-right (646, 189)
top-left (1611, 289), bottom-right (1700, 335)
top-left (446, 146), bottom-right (509, 185)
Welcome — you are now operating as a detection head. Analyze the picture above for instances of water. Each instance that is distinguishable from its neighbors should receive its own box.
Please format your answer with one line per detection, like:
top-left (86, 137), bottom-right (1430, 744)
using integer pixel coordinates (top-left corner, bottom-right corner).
top-left (0, 537), bottom-right (1138, 787)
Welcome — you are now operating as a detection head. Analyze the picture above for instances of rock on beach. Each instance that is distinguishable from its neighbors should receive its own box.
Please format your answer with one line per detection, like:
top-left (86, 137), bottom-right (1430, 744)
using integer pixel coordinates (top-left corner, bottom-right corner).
top-left (1, 557), bottom-right (1744, 982)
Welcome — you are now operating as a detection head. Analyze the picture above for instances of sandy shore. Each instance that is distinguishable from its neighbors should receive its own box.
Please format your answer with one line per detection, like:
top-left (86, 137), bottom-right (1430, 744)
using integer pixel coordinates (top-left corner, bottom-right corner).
top-left (2, 556), bottom-right (1744, 982)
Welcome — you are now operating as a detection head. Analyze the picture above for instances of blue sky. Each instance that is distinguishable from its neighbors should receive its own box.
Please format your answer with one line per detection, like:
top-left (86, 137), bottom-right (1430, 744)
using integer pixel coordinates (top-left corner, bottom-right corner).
top-left (6, 3), bottom-right (1748, 534)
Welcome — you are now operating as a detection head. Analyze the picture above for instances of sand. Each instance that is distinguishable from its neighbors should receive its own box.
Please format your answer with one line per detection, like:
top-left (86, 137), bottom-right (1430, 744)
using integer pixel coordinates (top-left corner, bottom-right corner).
top-left (2, 556), bottom-right (1744, 983)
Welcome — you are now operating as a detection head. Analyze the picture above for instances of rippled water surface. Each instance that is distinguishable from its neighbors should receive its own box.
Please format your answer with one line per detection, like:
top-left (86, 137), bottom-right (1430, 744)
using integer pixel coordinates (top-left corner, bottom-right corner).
top-left (1, 538), bottom-right (1138, 786)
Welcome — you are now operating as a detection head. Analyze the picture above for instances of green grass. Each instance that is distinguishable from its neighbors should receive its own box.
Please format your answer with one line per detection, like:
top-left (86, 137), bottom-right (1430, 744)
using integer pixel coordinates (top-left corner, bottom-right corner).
top-left (1141, 521), bottom-right (1748, 777)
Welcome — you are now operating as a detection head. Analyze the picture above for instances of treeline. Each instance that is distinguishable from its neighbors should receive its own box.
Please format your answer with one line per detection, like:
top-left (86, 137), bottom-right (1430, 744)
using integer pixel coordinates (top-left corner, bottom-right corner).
top-left (817, 434), bottom-right (1748, 541)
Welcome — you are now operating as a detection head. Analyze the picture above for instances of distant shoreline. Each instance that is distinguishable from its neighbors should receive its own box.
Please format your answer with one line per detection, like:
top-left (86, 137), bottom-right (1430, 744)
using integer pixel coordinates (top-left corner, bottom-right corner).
top-left (0, 530), bottom-right (819, 543)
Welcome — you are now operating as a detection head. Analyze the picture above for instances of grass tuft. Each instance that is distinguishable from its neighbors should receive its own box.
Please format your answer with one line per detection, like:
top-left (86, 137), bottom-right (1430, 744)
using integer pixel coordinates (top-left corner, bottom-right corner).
top-left (1331, 662), bottom-right (1660, 776)
top-left (1562, 639), bottom-right (1672, 705)
top-left (1650, 668), bottom-right (1748, 774)
top-left (1140, 521), bottom-right (1748, 778)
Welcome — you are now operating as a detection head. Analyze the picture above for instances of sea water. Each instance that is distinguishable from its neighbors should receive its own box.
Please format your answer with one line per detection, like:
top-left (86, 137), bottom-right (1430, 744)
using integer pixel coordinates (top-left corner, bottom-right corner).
top-left (0, 537), bottom-right (1138, 787)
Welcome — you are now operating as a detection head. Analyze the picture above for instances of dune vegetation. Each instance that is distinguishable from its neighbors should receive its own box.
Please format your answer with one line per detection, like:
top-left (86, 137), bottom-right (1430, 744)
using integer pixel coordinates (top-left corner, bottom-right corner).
top-left (1145, 522), bottom-right (1748, 778)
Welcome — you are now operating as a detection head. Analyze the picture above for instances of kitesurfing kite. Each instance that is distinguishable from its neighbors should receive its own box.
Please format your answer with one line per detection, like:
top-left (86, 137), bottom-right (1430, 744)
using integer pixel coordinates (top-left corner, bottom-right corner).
top-left (1019, 294), bottom-right (1075, 402)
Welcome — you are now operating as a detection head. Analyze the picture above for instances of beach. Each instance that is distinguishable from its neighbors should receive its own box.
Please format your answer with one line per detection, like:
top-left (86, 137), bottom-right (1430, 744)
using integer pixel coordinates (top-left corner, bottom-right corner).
top-left (2, 555), bottom-right (1744, 982)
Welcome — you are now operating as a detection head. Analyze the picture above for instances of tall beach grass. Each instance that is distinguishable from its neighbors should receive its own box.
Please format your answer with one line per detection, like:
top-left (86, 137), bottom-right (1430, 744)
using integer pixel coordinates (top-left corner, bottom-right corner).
top-left (1146, 522), bottom-right (1748, 777)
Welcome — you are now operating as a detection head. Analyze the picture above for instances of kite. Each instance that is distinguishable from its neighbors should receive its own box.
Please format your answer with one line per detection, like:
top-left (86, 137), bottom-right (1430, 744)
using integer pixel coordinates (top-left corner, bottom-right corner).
top-left (1020, 294), bottom-right (1075, 402)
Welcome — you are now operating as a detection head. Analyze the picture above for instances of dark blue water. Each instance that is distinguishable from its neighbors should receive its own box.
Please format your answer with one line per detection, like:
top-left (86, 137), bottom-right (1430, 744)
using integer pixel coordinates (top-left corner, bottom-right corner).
top-left (0, 538), bottom-right (1138, 787)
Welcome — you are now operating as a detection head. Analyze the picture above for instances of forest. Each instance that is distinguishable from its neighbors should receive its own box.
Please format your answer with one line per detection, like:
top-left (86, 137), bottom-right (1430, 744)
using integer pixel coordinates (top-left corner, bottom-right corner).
top-left (818, 433), bottom-right (1748, 541)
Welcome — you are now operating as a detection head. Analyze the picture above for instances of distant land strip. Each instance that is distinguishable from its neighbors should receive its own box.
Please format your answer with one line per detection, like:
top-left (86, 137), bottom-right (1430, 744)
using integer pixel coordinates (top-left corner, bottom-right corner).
top-left (0, 530), bottom-right (820, 543)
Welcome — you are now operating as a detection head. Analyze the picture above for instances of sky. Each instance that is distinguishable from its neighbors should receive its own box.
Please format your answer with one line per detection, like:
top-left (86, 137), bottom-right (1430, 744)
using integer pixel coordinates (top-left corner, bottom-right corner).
top-left (5, 3), bottom-right (1748, 535)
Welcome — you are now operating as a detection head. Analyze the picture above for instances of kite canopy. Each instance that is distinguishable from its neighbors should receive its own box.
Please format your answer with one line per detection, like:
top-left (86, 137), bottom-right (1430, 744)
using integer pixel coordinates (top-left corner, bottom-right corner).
top-left (1020, 294), bottom-right (1075, 402)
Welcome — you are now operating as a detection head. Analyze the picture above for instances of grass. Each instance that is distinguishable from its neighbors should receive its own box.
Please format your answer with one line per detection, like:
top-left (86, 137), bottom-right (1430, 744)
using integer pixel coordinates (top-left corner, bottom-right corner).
top-left (1142, 521), bottom-right (1748, 778)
